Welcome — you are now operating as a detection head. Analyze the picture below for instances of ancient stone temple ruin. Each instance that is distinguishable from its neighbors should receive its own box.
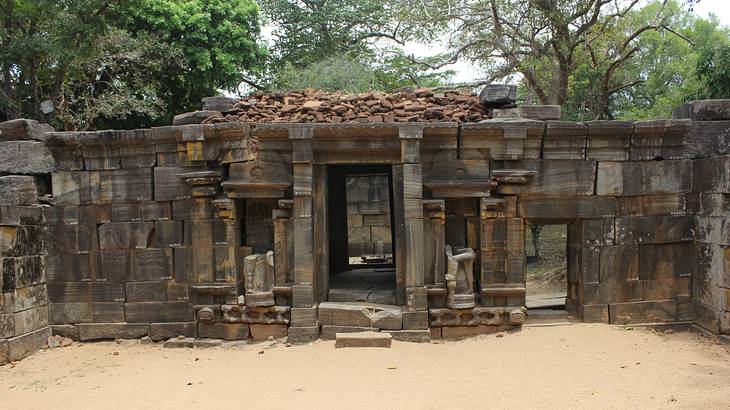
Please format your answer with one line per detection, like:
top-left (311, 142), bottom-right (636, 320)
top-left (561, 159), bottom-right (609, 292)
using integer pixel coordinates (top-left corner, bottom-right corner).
top-left (0, 87), bottom-right (729, 361)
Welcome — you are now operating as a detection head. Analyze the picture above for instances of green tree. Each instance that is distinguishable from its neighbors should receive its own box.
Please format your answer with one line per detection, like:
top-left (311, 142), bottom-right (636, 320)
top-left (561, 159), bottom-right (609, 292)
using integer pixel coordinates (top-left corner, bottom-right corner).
top-left (409, 0), bottom-right (696, 119)
top-left (0, 0), bottom-right (266, 130)
top-left (260, 0), bottom-right (449, 92)
top-left (121, 0), bottom-right (267, 122)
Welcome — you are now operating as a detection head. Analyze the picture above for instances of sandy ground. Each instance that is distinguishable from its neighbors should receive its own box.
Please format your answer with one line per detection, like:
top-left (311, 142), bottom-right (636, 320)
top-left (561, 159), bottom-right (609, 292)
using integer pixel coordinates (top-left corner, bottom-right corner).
top-left (1, 324), bottom-right (729, 410)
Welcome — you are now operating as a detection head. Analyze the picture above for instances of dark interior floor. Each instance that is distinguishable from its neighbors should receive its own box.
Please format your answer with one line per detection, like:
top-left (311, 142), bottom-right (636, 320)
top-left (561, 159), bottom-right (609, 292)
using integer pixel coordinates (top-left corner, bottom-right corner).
top-left (328, 268), bottom-right (396, 305)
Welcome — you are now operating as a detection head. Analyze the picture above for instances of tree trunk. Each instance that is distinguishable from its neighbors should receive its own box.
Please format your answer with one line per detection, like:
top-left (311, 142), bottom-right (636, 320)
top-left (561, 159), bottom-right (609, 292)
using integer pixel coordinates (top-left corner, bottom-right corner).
top-left (529, 224), bottom-right (543, 261)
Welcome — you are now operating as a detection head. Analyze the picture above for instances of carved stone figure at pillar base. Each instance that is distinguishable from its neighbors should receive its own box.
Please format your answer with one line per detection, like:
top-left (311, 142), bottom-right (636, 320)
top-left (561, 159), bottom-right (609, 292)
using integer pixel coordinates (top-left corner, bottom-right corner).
top-left (445, 245), bottom-right (476, 309)
top-left (244, 251), bottom-right (275, 307)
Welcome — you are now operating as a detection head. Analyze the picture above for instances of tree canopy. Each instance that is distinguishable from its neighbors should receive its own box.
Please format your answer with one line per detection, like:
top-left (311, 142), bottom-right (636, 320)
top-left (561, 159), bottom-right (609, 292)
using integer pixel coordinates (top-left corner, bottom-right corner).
top-left (0, 0), bottom-right (265, 130)
top-left (0, 0), bottom-right (728, 128)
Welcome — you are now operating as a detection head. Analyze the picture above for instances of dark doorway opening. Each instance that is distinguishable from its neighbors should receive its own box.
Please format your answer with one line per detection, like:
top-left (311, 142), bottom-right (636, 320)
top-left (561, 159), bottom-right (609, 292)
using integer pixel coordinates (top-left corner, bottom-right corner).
top-left (525, 224), bottom-right (568, 311)
top-left (327, 165), bottom-right (396, 304)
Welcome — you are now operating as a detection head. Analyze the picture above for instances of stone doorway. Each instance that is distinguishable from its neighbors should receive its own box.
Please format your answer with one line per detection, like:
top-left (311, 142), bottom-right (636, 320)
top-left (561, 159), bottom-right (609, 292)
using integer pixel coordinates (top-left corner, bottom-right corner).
top-left (525, 223), bottom-right (568, 311)
top-left (327, 165), bottom-right (397, 304)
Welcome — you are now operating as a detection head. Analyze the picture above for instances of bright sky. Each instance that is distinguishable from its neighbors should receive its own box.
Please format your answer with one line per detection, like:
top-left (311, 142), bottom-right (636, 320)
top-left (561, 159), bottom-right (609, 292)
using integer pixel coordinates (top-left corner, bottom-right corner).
top-left (401, 0), bottom-right (730, 84)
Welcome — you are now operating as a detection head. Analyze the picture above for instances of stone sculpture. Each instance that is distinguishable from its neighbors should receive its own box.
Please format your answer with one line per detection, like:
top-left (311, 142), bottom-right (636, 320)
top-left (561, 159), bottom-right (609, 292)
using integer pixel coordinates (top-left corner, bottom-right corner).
top-left (244, 251), bottom-right (276, 307)
top-left (445, 245), bottom-right (476, 309)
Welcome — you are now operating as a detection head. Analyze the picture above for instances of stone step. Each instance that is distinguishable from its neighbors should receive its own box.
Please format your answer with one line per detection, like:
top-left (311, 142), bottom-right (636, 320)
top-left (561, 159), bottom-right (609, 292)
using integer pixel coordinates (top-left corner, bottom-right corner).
top-left (318, 302), bottom-right (404, 329)
top-left (335, 331), bottom-right (392, 348)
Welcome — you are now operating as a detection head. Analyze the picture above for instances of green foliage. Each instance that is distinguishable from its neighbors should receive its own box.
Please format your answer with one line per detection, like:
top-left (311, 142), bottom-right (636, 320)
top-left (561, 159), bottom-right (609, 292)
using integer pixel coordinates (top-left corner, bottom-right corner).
top-left (122, 0), bottom-right (267, 121)
top-left (272, 53), bottom-right (454, 93)
top-left (0, 0), bottom-right (265, 130)
top-left (696, 43), bottom-right (730, 99)
top-left (273, 56), bottom-right (377, 93)
top-left (260, 0), bottom-right (450, 93)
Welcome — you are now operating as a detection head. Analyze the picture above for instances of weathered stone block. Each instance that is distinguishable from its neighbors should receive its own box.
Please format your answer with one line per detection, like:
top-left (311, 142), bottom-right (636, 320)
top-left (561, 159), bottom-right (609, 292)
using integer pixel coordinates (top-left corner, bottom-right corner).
top-left (78, 323), bottom-right (149, 340)
top-left (402, 311), bottom-right (428, 330)
top-left (0, 141), bottom-right (55, 174)
top-left (49, 303), bottom-right (91, 324)
top-left (221, 305), bottom-right (290, 324)
top-left (389, 329), bottom-right (431, 343)
top-left (0, 339), bottom-right (8, 365)
top-left (596, 160), bottom-right (692, 196)
top-left (51, 324), bottom-right (79, 340)
top-left (14, 305), bottom-right (49, 335)
top-left (372, 309), bottom-right (402, 330)
top-left (250, 324), bottom-right (288, 341)
top-left (197, 322), bottom-right (249, 340)
top-left (287, 326), bottom-right (320, 344)
top-left (580, 304), bottom-right (609, 323)
top-left (150, 322), bottom-right (196, 341)
top-left (318, 302), bottom-right (372, 327)
top-left (335, 331), bottom-right (391, 348)
top-left (290, 307), bottom-right (317, 327)
top-left (609, 300), bottom-right (677, 324)
top-left (694, 156), bottom-right (730, 193)
top-left (8, 326), bottom-right (50, 361)
top-left (0, 176), bottom-right (40, 205)
top-left (321, 325), bottom-right (377, 340)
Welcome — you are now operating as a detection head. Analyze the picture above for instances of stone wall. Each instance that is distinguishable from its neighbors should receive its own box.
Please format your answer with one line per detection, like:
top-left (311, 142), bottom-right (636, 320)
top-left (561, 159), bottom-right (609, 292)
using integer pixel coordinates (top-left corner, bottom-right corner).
top-left (0, 120), bottom-right (53, 364)
top-left (0, 98), bottom-right (728, 360)
top-left (345, 174), bottom-right (392, 258)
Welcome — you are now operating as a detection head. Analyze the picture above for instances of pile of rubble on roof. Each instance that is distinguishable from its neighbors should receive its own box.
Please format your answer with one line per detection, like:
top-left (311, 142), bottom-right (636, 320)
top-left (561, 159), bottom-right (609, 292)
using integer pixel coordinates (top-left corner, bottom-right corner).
top-left (188, 88), bottom-right (494, 125)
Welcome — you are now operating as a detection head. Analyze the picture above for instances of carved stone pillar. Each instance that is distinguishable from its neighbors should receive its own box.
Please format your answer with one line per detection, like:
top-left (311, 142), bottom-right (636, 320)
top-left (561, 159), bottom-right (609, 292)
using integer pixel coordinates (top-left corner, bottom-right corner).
top-left (396, 125), bottom-right (426, 312)
top-left (290, 126), bottom-right (315, 308)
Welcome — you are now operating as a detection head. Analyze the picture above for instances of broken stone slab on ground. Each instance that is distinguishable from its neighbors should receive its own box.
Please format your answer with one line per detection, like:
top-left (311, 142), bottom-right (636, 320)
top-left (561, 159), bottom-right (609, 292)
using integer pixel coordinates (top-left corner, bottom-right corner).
top-left (335, 331), bottom-right (392, 348)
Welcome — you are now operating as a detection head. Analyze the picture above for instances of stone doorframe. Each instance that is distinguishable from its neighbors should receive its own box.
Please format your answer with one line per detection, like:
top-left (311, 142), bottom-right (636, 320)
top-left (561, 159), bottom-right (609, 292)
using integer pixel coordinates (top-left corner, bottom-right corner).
top-left (286, 124), bottom-right (428, 312)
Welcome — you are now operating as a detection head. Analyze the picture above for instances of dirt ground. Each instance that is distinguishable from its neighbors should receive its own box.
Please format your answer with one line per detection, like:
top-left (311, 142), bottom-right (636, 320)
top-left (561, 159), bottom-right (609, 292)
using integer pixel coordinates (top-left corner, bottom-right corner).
top-left (1, 324), bottom-right (729, 409)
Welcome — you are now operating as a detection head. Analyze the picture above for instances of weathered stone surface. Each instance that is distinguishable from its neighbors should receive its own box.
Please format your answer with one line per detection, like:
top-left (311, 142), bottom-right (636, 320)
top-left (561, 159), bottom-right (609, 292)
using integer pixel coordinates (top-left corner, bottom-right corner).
top-left (14, 305), bottom-right (49, 335)
top-left (321, 325), bottom-right (377, 340)
top-left (0, 119), bottom-right (53, 141)
top-left (49, 303), bottom-right (91, 324)
top-left (287, 326), bottom-right (320, 344)
top-left (596, 160), bottom-right (693, 196)
top-left (202, 96), bottom-right (238, 112)
top-left (290, 307), bottom-right (317, 327)
top-left (389, 329), bottom-right (431, 343)
top-left (402, 311), bottom-right (429, 330)
top-left (441, 325), bottom-right (497, 339)
top-left (250, 324), bottom-right (288, 341)
top-left (150, 322), bottom-right (196, 341)
top-left (172, 111), bottom-right (222, 126)
top-left (479, 84), bottom-right (517, 108)
top-left (318, 302), bottom-right (373, 327)
top-left (0, 141), bottom-right (55, 174)
top-left (51, 324), bottom-right (79, 340)
top-left (0, 339), bottom-right (8, 364)
top-left (693, 156), bottom-right (730, 193)
top-left (221, 305), bottom-right (290, 324)
top-left (609, 300), bottom-right (677, 324)
top-left (429, 307), bottom-right (504, 327)
top-left (0, 176), bottom-right (40, 205)
top-left (335, 331), bottom-right (391, 348)
top-left (673, 99), bottom-right (730, 121)
top-left (197, 322), bottom-right (249, 340)
top-left (8, 326), bottom-right (50, 361)
top-left (371, 309), bottom-right (402, 330)
top-left (78, 323), bottom-right (149, 340)
top-left (580, 304), bottom-right (609, 323)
